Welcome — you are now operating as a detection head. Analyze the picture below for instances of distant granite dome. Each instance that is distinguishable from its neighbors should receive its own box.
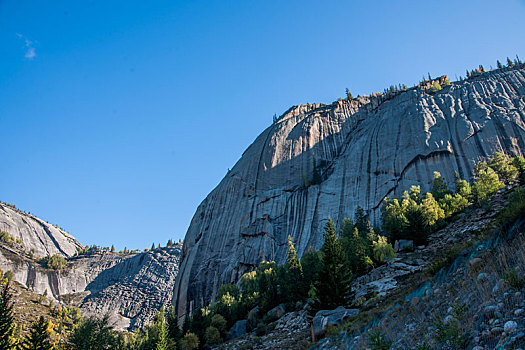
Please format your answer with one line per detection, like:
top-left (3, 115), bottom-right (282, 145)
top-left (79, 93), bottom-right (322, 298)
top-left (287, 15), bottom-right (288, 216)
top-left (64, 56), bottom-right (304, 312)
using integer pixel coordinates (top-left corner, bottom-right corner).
top-left (174, 65), bottom-right (525, 318)
top-left (0, 202), bottom-right (82, 257)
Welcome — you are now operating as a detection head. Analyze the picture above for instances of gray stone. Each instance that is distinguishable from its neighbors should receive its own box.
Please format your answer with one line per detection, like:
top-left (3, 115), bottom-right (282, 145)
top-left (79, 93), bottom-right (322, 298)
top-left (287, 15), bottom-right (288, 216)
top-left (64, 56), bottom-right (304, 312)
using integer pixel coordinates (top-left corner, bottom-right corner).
top-left (173, 67), bottom-right (525, 316)
top-left (227, 320), bottom-right (247, 341)
top-left (477, 273), bottom-right (489, 282)
top-left (266, 304), bottom-right (286, 320)
top-left (247, 306), bottom-right (259, 331)
top-left (504, 320), bottom-right (518, 334)
top-left (394, 239), bottom-right (414, 252)
top-left (484, 305), bottom-right (497, 317)
top-left (491, 326), bottom-right (504, 334)
top-left (312, 306), bottom-right (359, 340)
top-left (469, 258), bottom-right (483, 270)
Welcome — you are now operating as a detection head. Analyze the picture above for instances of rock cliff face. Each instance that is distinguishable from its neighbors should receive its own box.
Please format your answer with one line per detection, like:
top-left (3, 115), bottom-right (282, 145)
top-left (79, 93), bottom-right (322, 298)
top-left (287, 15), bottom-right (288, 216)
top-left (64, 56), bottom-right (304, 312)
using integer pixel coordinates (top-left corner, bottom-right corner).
top-left (0, 204), bottom-right (183, 329)
top-left (174, 65), bottom-right (525, 318)
top-left (0, 203), bottom-right (82, 257)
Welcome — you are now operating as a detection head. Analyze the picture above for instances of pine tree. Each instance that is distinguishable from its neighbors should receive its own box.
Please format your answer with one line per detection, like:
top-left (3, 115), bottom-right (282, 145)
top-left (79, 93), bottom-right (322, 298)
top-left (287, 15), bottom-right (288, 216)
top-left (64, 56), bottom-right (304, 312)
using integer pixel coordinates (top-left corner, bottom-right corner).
top-left (167, 306), bottom-right (181, 342)
top-left (110, 245), bottom-right (115, 253)
top-left (512, 156), bottom-right (525, 186)
top-left (0, 282), bottom-right (15, 349)
top-left (507, 57), bottom-right (514, 67)
top-left (300, 247), bottom-right (322, 295)
top-left (154, 307), bottom-right (168, 350)
top-left (313, 219), bottom-right (353, 310)
top-left (431, 171), bottom-right (451, 201)
top-left (345, 227), bottom-right (372, 276)
top-left (345, 88), bottom-right (353, 100)
top-left (497, 60), bottom-right (503, 69)
top-left (70, 315), bottom-right (120, 350)
top-left (151, 243), bottom-right (156, 250)
top-left (284, 235), bottom-right (305, 302)
top-left (22, 316), bottom-right (53, 350)
top-left (454, 171), bottom-right (471, 199)
top-left (182, 316), bottom-right (191, 337)
top-left (488, 151), bottom-right (518, 184)
top-left (353, 206), bottom-right (368, 235)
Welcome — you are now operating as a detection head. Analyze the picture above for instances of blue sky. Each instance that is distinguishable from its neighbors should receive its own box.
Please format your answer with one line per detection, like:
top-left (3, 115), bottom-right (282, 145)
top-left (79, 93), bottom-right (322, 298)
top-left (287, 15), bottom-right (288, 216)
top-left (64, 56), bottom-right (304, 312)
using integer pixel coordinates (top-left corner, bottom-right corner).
top-left (1, 0), bottom-right (524, 250)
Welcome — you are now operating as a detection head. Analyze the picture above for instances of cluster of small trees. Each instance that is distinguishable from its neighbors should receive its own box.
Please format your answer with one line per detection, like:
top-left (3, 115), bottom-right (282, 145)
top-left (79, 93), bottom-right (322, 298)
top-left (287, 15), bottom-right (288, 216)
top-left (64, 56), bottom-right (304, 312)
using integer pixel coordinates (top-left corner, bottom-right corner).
top-left (0, 231), bottom-right (22, 247)
top-left (382, 152), bottom-right (525, 244)
top-left (40, 254), bottom-right (67, 270)
top-left (464, 56), bottom-right (523, 80)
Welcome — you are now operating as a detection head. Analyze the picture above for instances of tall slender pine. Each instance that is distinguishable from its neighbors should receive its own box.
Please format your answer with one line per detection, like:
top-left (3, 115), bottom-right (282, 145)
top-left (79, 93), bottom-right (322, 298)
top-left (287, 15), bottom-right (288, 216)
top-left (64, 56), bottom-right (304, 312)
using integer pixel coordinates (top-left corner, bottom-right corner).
top-left (313, 218), bottom-right (353, 310)
top-left (0, 282), bottom-right (15, 349)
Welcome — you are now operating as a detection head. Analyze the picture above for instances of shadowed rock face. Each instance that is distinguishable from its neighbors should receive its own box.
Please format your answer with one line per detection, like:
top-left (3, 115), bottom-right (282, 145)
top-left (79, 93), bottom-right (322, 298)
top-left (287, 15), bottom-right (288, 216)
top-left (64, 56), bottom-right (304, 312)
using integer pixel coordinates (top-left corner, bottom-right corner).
top-left (174, 66), bottom-right (525, 318)
top-left (0, 203), bottom-right (82, 257)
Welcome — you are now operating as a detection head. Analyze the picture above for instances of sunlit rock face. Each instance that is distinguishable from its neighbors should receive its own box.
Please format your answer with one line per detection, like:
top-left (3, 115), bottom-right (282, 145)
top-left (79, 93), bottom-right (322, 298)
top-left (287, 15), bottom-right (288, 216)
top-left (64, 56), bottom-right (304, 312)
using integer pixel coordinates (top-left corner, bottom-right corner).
top-left (174, 66), bottom-right (525, 318)
top-left (0, 203), bottom-right (82, 257)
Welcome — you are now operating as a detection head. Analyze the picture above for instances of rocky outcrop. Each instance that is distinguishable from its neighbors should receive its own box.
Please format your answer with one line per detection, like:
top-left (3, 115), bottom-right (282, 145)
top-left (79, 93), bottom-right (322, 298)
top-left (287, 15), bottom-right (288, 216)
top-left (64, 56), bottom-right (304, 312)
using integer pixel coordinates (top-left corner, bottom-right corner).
top-left (0, 203), bottom-right (82, 257)
top-left (312, 306), bottom-right (359, 340)
top-left (0, 203), bottom-right (183, 329)
top-left (174, 66), bottom-right (525, 318)
top-left (0, 243), bottom-right (183, 330)
top-left (80, 245), bottom-right (183, 329)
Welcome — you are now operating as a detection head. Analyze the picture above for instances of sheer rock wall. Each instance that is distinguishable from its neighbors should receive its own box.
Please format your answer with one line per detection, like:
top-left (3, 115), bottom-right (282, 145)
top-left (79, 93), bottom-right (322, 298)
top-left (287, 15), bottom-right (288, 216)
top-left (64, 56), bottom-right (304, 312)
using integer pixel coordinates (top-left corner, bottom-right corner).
top-left (174, 66), bottom-right (525, 318)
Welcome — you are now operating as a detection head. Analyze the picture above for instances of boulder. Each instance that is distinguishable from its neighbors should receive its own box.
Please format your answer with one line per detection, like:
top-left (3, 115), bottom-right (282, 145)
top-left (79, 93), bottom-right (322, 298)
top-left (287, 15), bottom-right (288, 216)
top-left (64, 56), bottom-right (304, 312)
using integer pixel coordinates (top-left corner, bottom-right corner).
top-left (227, 320), bottom-right (247, 341)
top-left (504, 320), bottom-right (518, 334)
top-left (247, 306), bottom-right (259, 331)
top-left (312, 306), bottom-right (359, 340)
top-left (266, 303), bottom-right (286, 320)
top-left (477, 273), bottom-right (489, 282)
top-left (469, 258), bottom-right (483, 270)
top-left (394, 240), bottom-right (414, 252)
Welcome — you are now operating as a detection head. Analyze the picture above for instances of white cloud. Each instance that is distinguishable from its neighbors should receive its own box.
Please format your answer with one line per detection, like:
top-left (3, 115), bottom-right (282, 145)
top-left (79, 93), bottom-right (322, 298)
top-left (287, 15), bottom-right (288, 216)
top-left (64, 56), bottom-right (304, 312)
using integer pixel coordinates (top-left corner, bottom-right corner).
top-left (16, 33), bottom-right (37, 60)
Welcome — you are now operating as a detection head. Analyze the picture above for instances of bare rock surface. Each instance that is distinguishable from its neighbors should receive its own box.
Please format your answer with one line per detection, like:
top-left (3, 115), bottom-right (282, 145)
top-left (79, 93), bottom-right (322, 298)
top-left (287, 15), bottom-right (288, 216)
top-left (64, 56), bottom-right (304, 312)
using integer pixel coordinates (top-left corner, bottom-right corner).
top-left (80, 245), bottom-right (183, 329)
top-left (0, 203), bottom-right (183, 330)
top-left (0, 203), bottom-right (82, 257)
top-left (174, 66), bottom-right (525, 317)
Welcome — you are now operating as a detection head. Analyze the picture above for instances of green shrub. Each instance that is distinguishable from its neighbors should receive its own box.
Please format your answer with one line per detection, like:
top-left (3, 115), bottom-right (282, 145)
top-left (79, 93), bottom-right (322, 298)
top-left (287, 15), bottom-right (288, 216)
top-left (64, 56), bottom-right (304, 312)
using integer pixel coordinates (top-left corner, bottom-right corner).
top-left (368, 330), bottom-right (392, 350)
top-left (498, 188), bottom-right (525, 228)
top-left (0, 231), bottom-right (15, 246)
top-left (432, 310), bottom-right (468, 349)
top-left (255, 322), bottom-right (267, 336)
top-left (204, 326), bottom-right (221, 345)
top-left (372, 236), bottom-right (395, 263)
top-left (210, 314), bottom-right (227, 333)
top-left (180, 332), bottom-right (199, 350)
top-left (488, 152), bottom-right (518, 184)
top-left (503, 269), bottom-right (524, 290)
top-left (431, 81), bottom-right (442, 93)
